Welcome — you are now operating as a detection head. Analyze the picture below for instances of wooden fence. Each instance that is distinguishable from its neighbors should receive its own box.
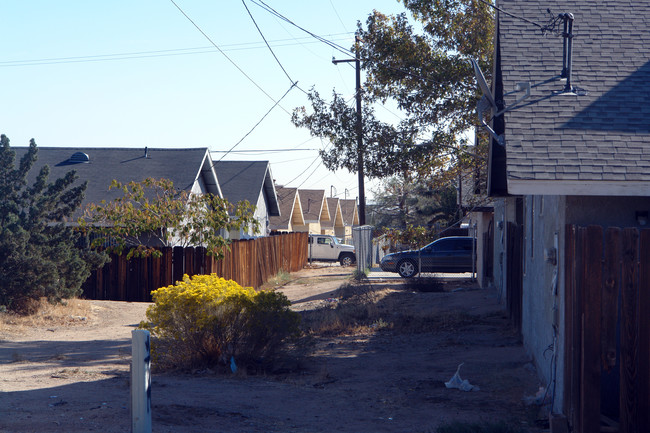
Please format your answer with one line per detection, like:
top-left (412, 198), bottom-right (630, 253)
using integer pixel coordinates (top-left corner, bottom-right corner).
top-left (82, 232), bottom-right (308, 302)
top-left (565, 225), bottom-right (650, 433)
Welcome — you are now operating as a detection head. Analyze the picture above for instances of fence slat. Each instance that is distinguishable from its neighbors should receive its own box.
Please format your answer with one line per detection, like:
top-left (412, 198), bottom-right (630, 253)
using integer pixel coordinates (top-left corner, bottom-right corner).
top-left (602, 228), bottom-right (621, 371)
top-left (82, 233), bottom-right (309, 300)
top-left (580, 225), bottom-right (602, 433)
top-left (564, 225), bottom-right (581, 430)
top-left (620, 228), bottom-right (640, 433)
top-left (639, 229), bottom-right (650, 433)
top-left (172, 247), bottom-right (184, 283)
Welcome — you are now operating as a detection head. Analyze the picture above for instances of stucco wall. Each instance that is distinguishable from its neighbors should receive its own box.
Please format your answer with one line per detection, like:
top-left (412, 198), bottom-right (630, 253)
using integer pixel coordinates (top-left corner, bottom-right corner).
top-left (521, 195), bottom-right (565, 412)
top-left (468, 211), bottom-right (494, 288)
top-left (492, 197), bottom-right (518, 304)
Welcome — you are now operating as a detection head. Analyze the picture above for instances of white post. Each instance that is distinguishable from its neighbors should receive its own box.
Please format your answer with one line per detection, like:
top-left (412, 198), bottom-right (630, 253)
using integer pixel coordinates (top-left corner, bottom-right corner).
top-left (131, 329), bottom-right (152, 433)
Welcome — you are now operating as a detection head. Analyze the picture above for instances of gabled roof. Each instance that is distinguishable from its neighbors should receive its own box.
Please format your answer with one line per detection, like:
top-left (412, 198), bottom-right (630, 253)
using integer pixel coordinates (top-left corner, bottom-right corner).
top-left (212, 160), bottom-right (280, 216)
top-left (298, 189), bottom-right (330, 223)
top-left (493, 0), bottom-right (650, 196)
top-left (11, 147), bottom-right (221, 217)
top-left (325, 197), bottom-right (345, 230)
top-left (339, 199), bottom-right (359, 226)
top-left (269, 186), bottom-right (304, 230)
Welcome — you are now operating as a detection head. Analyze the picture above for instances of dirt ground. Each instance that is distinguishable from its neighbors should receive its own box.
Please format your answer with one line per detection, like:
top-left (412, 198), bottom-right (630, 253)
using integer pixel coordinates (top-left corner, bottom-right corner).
top-left (0, 265), bottom-right (546, 433)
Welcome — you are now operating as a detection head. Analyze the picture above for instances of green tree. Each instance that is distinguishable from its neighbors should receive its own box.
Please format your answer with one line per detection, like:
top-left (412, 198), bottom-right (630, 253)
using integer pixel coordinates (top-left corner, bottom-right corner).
top-left (0, 135), bottom-right (107, 312)
top-left (371, 175), bottom-right (458, 229)
top-left (292, 0), bottom-right (494, 203)
top-left (292, 89), bottom-right (426, 179)
top-left (359, 1), bottom-right (494, 138)
top-left (79, 178), bottom-right (259, 259)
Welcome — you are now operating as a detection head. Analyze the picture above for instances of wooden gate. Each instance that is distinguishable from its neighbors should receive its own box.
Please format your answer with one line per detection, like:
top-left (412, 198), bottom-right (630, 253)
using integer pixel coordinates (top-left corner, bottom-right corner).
top-left (564, 226), bottom-right (650, 433)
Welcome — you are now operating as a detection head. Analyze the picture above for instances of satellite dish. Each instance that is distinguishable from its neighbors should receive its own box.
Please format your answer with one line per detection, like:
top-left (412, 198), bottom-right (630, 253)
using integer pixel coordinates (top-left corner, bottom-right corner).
top-left (470, 58), bottom-right (503, 146)
top-left (470, 58), bottom-right (496, 110)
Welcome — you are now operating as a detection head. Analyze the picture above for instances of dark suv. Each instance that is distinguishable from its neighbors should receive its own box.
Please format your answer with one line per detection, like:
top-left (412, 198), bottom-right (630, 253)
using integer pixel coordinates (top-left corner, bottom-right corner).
top-left (379, 236), bottom-right (475, 278)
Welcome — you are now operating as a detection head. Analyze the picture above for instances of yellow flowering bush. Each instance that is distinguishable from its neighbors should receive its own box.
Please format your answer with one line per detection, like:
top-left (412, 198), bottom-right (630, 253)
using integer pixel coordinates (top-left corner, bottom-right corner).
top-left (140, 273), bottom-right (300, 371)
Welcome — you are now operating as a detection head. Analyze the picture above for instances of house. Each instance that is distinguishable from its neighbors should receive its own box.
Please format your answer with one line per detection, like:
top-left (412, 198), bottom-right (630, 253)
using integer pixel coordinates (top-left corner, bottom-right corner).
top-left (488, 0), bottom-right (650, 429)
top-left (12, 147), bottom-right (222, 220)
top-left (294, 189), bottom-right (330, 234)
top-left (212, 160), bottom-right (280, 238)
top-left (269, 186), bottom-right (305, 233)
top-left (322, 197), bottom-right (345, 237)
top-left (338, 199), bottom-right (359, 242)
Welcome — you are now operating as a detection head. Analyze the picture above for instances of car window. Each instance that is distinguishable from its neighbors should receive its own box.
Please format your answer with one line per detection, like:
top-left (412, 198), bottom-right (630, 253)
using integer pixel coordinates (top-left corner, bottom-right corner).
top-left (432, 239), bottom-right (455, 251)
top-left (317, 237), bottom-right (331, 245)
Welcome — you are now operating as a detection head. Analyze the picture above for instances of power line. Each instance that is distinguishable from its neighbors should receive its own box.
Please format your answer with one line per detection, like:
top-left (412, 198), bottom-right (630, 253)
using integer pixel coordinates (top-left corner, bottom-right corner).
top-left (328, 0), bottom-right (349, 33)
top-left (214, 83), bottom-right (297, 164)
top-left (0, 35), bottom-right (353, 68)
top-left (476, 0), bottom-right (564, 34)
top-left (241, 0), bottom-right (298, 88)
top-left (169, 0), bottom-right (290, 115)
top-left (211, 148), bottom-right (318, 153)
top-left (249, 0), bottom-right (355, 58)
top-left (273, 156), bottom-right (318, 164)
top-left (283, 138), bottom-right (332, 186)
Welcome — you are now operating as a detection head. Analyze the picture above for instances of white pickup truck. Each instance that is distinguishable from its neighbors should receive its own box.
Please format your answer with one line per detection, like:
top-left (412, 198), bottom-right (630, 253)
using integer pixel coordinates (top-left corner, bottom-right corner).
top-left (308, 234), bottom-right (356, 266)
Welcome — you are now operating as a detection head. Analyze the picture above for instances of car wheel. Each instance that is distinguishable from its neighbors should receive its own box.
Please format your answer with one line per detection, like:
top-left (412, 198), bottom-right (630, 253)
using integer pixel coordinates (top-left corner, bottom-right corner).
top-left (339, 254), bottom-right (354, 267)
top-left (397, 260), bottom-right (417, 278)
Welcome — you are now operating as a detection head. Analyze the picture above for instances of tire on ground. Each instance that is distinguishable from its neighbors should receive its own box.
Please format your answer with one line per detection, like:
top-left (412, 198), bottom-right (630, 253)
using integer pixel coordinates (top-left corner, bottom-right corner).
top-left (397, 259), bottom-right (417, 278)
top-left (339, 253), bottom-right (354, 267)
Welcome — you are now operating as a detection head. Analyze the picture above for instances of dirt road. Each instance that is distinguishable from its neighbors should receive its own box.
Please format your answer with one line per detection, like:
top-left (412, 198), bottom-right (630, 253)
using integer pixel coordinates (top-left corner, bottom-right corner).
top-left (1, 266), bottom-right (544, 432)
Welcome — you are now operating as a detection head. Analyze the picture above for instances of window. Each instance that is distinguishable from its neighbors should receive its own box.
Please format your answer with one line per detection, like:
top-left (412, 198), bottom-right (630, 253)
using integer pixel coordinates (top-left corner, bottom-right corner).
top-left (317, 237), bottom-right (331, 245)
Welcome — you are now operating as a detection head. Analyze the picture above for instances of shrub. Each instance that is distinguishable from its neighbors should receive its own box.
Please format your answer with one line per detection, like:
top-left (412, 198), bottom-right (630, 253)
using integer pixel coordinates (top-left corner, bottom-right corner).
top-left (141, 273), bottom-right (300, 371)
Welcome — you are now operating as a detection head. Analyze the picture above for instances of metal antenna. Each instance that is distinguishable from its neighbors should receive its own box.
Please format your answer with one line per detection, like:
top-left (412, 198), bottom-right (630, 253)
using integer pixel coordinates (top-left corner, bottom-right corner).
top-left (561, 13), bottom-right (575, 93)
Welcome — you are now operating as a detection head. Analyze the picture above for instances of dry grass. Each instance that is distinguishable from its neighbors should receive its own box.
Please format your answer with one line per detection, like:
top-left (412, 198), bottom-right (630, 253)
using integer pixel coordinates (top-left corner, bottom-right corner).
top-left (299, 281), bottom-right (482, 338)
top-left (0, 298), bottom-right (93, 335)
top-left (259, 270), bottom-right (293, 290)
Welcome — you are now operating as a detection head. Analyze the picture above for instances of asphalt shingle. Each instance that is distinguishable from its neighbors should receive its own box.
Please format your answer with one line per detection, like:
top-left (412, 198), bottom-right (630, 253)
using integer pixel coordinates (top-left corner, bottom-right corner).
top-left (497, 0), bottom-right (650, 191)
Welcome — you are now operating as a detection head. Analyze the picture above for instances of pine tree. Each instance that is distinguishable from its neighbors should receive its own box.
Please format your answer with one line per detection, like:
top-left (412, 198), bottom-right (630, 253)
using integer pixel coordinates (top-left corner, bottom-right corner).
top-left (0, 135), bottom-right (106, 313)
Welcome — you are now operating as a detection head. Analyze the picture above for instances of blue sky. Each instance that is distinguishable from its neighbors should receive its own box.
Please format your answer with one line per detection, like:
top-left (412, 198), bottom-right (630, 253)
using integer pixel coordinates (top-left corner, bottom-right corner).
top-left (1, 0), bottom-right (405, 201)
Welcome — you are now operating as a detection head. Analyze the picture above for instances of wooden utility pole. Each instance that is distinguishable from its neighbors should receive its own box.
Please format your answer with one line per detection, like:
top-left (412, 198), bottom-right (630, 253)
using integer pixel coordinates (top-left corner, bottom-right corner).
top-left (332, 36), bottom-right (366, 225)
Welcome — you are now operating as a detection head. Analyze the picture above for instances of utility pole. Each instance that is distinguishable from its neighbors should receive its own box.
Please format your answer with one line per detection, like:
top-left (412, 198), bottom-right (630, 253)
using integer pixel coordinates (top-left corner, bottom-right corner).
top-left (332, 36), bottom-right (366, 225)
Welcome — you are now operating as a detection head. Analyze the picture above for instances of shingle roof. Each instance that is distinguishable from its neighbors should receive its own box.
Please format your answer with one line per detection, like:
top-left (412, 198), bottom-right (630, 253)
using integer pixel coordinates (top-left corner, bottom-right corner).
top-left (269, 186), bottom-right (303, 230)
top-left (496, 0), bottom-right (650, 195)
top-left (10, 146), bottom-right (220, 218)
top-left (339, 199), bottom-right (359, 226)
top-left (212, 160), bottom-right (280, 216)
top-left (298, 189), bottom-right (329, 223)
top-left (325, 197), bottom-right (344, 230)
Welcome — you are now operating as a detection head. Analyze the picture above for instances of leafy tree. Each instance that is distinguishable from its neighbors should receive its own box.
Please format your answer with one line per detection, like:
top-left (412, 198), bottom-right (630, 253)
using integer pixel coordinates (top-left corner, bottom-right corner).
top-left (292, 89), bottom-right (425, 179)
top-left (292, 0), bottom-right (494, 211)
top-left (0, 135), bottom-right (107, 312)
top-left (371, 175), bottom-right (458, 229)
top-left (79, 178), bottom-right (259, 259)
top-left (359, 1), bottom-right (494, 138)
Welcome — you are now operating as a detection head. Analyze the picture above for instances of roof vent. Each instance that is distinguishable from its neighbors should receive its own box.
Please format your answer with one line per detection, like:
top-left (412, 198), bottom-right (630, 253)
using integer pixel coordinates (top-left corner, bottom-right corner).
top-left (69, 152), bottom-right (90, 163)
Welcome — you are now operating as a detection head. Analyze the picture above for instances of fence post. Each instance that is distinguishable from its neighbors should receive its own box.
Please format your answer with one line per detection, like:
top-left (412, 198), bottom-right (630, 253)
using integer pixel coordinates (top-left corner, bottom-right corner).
top-left (131, 329), bottom-right (152, 433)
